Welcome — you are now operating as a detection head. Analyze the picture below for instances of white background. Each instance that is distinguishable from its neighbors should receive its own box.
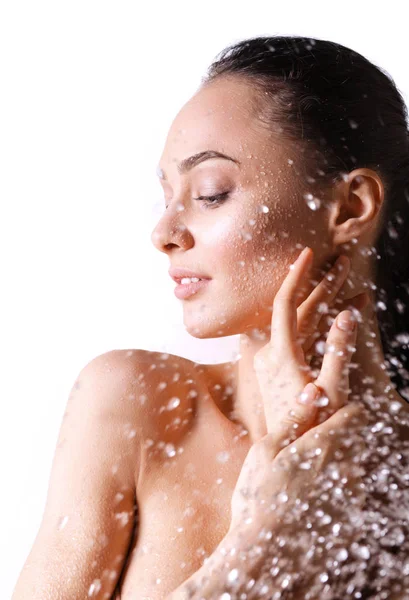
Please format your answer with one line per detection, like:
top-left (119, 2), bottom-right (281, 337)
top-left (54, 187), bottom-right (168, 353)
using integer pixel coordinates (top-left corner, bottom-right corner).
top-left (1, 1), bottom-right (408, 597)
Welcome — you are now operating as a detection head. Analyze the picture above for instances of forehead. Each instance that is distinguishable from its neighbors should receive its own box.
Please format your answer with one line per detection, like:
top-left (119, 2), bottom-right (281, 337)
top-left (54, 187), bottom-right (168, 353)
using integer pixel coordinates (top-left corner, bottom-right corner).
top-left (158, 78), bottom-right (272, 172)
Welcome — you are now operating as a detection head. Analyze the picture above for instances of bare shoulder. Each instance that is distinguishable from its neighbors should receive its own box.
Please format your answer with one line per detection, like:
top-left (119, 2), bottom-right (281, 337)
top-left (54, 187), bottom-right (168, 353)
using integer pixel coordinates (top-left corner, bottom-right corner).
top-left (106, 349), bottom-right (215, 481)
top-left (84, 347), bottom-right (212, 451)
top-left (121, 349), bottom-right (211, 431)
top-left (12, 349), bottom-right (161, 600)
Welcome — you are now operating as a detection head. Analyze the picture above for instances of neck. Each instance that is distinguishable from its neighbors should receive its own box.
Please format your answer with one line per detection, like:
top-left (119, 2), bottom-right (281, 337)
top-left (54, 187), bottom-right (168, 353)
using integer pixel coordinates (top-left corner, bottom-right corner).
top-left (230, 303), bottom-right (404, 444)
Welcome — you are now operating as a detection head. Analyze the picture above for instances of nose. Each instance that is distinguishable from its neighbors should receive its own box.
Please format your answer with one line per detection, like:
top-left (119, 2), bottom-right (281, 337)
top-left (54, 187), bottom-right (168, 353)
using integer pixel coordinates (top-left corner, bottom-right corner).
top-left (150, 207), bottom-right (191, 254)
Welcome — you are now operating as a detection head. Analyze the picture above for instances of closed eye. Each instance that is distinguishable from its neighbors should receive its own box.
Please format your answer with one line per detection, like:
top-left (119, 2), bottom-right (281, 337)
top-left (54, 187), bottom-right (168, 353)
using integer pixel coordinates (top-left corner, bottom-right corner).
top-left (193, 192), bottom-right (230, 207)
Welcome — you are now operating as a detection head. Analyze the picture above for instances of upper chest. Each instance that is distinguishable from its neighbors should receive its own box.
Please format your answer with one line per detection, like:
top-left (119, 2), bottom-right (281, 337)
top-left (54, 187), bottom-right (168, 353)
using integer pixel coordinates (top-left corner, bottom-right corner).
top-left (117, 355), bottom-right (250, 598)
top-left (119, 441), bottom-right (248, 599)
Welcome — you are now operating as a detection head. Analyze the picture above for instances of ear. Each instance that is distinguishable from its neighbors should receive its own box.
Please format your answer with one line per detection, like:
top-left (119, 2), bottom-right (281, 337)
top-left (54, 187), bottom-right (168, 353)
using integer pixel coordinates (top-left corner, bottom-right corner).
top-left (328, 168), bottom-right (385, 247)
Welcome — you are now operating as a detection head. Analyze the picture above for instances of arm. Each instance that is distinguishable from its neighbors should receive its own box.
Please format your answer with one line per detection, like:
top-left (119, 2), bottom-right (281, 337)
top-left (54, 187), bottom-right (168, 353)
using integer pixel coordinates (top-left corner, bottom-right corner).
top-left (12, 350), bottom-right (143, 600)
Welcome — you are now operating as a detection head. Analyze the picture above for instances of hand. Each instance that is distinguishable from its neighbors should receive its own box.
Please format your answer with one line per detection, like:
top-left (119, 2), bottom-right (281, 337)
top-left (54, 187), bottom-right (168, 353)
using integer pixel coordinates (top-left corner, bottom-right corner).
top-left (295, 254), bottom-right (368, 367)
top-left (228, 401), bottom-right (369, 596)
top-left (256, 246), bottom-right (368, 439)
top-left (229, 246), bottom-right (369, 532)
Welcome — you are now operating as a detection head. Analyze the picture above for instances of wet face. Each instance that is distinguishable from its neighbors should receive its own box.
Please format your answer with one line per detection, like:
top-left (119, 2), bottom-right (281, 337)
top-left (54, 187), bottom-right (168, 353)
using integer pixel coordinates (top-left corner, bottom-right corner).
top-left (151, 77), bottom-right (333, 338)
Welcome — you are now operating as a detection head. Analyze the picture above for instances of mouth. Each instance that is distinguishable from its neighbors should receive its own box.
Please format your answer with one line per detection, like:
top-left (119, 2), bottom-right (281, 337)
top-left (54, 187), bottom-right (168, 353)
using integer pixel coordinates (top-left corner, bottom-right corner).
top-left (173, 278), bottom-right (211, 300)
top-left (169, 267), bottom-right (212, 284)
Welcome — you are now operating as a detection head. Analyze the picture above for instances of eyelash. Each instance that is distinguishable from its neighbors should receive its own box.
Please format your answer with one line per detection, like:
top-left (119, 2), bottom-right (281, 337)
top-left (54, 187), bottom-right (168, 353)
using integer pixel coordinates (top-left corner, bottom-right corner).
top-left (193, 192), bottom-right (230, 207)
top-left (164, 191), bottom-right (230, 211)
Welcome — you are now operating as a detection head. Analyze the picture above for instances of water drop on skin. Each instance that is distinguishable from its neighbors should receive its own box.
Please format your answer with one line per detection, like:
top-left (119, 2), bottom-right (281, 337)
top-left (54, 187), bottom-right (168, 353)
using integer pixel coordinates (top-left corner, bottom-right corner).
top-left (303, 193), bottom-right (321, 211)
top-left (164, 443), bottom-right (176, 458)
top-left (167, 397), bottom-right (181, 410)
top-left (88, 579), bottom-right (102, 597)
top-left (58, 515), bottom-right (69, 530)
top-left (278, 491), bottom-right (289, 503)
top-left (227, 568), bottom-right (239, 582)
top-left (315, 396), bottom-right (329, 407)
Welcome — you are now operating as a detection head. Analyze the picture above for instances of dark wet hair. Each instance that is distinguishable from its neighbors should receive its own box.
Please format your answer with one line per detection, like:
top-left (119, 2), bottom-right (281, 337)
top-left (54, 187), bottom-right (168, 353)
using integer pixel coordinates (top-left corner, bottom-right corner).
top-left (202, 35), bottom-right (409, 401)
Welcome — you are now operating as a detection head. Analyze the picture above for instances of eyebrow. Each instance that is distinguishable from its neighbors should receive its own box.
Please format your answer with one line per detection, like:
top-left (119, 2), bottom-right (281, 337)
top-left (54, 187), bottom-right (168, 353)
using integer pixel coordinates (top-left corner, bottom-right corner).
top-left (157, 150), bottom-right (240, 181)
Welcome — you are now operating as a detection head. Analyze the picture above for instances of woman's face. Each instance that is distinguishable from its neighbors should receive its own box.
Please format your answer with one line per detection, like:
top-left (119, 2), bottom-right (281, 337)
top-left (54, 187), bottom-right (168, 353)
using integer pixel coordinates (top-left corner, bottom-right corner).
top-left (151, 77), bottom-right (333, 339)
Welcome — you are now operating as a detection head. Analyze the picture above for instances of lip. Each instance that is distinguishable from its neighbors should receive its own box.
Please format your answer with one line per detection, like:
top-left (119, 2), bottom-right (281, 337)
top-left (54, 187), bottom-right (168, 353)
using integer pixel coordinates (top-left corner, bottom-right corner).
top-left (168, 267), bottom-right (212, 284)
top-left (174, 278), bottom-right (211, 300)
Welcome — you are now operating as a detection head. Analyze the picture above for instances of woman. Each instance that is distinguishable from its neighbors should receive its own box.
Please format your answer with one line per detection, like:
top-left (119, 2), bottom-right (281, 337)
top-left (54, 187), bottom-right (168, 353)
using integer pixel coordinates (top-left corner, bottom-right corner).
top-left (149, 36), bottom-right (409, 598)
top-left (13, 35), bottom-right (409, 599)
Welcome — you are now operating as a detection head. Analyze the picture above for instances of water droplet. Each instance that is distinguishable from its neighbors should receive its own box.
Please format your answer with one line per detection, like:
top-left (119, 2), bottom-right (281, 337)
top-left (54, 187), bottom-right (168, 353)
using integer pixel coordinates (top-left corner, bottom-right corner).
top-left (167, 397), bottom-right (181, 410)
top-left (278, 491), bottom-right (289, 503)
top-left (303, 193), bottom-right (321, 210)
top-left (328, 465), bottom-right (340, 480)
top-left (336, 548), bottom-right (349, 561)
top-left (216, 451), bottom-right (230, 463)
top-left (315, 395), bottom-right (329, 407)
top-left (114, 492), bottom-right (124, 504)
top-left (165, 443), bottom-right (176, 458)
top-left (58, 515), bottom-right (69, 530)
top-left (389, 401), bottom-right (402, 414)
top-left (227, 568), bottom-right (239, 582)
top-left (115, 511), bottom-right (131, 527)
top-left (315, 340), bottom-right (326, 355)
top-left (352, 544), bottom-right (370, 560)
top-left (332, 523), bottom-right (341, 535)
top-left (88, 579), bottom-right (102, 596)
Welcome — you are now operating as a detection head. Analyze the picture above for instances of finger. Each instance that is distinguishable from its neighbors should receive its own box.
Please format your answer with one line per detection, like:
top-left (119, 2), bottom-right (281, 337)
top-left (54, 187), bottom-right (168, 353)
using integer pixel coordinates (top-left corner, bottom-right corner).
top-left (297, 255), bottom-right (350, 344)
top-left (314, 309), bottom-right (359, 413)
top-left (302, 292), bottom-right (369, 355)
top-left (283, 400), bottom-right (368, 517)
top-left (263, 303), bottom-right (359, 448)
top-left (332, 291), bottom-right (370, 312)
top-left (271, 246), bottom-right (313, 355)
top-left (292, 253), bottom-right (349, 312)
top-left (263, 383), bottom-right (319, 452)
top-left (324, 291), bottom-right (369, 331)
top-left (284, 399), bottom-right (366, 459)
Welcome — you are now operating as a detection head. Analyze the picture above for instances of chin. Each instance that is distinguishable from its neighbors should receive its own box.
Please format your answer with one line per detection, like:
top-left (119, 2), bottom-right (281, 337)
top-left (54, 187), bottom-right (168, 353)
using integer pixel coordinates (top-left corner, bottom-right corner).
top-left (182, 309), bottom-right (270, 339)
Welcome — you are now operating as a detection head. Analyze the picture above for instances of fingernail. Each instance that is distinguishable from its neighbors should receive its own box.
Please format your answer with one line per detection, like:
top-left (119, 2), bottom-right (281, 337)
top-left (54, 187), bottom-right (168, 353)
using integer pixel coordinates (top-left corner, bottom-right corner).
top-left (337, 311), bottom-right (356, 331)
top-left (297, 382), bottom-right (320, 405)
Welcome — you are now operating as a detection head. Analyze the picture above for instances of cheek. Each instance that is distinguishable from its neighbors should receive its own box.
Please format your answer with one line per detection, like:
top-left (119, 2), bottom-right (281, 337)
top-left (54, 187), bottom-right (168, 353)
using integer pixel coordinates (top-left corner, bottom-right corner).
top-left (200, 214), bottom-right (237, 246)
